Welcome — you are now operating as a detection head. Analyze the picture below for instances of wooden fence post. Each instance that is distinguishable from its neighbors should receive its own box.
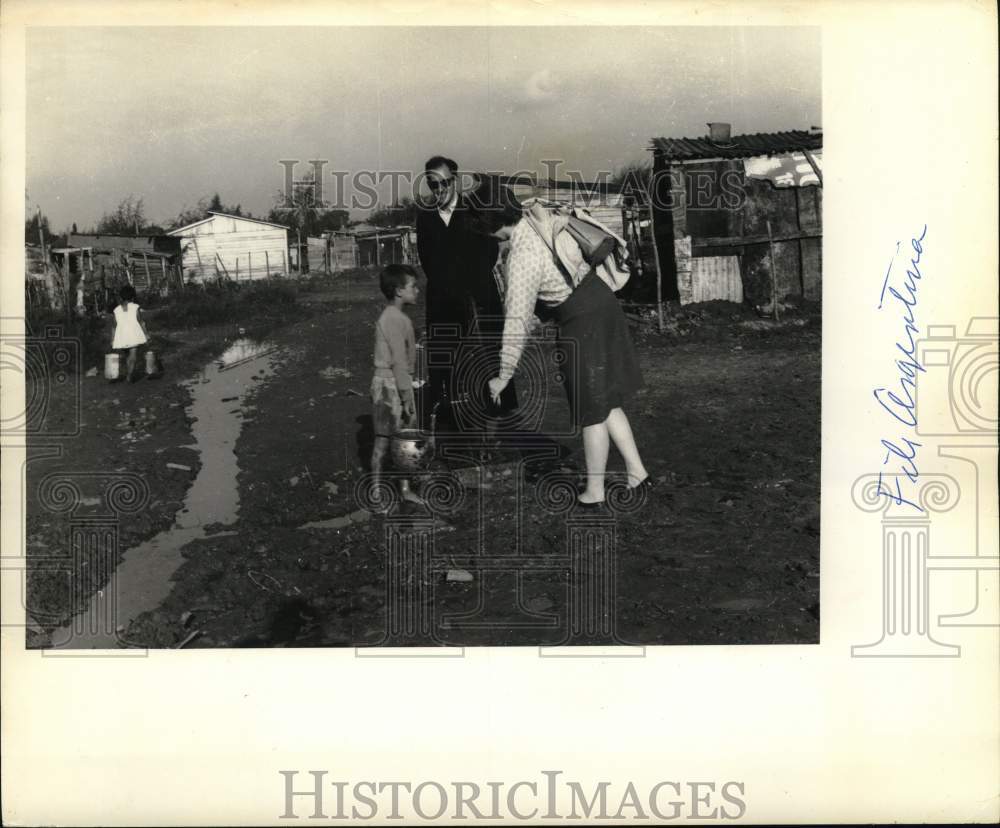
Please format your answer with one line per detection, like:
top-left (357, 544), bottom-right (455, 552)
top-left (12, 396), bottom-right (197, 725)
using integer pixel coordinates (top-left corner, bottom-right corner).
top-left (766, 220), bottom-right (780, 321)
top-left (647, 198), bottom-right (664, 333)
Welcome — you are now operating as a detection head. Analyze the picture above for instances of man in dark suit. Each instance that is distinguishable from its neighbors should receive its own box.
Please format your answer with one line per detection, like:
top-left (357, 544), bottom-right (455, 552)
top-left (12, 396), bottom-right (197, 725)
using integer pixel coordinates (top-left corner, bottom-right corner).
top-left (416, 156), bottom-right (516, 430)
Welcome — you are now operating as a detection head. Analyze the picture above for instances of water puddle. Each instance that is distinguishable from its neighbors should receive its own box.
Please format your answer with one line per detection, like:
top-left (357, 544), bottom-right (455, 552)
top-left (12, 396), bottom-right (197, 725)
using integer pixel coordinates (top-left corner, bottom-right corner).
top-left (52, 338), bottom-right (280, 649)
top-left (298, 509), bottom-right (371, 531)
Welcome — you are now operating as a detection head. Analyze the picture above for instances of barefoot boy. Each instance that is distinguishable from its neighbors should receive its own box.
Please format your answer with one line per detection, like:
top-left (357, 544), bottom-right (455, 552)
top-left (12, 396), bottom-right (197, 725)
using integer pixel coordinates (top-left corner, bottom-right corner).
top-left (370, 264), bottom-right (422, 510)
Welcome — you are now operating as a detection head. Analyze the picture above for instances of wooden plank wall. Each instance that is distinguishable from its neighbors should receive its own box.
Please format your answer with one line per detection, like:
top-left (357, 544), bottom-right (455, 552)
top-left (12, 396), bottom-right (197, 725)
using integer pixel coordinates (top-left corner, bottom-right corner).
top-left (330, 234), bottom-right (358, 272)
top-left (307, 237), bottom-right (329, 274)
top-left (175, 219), bottom-right (288, 281)
top-left (669, 160), bottom-right (823, 306)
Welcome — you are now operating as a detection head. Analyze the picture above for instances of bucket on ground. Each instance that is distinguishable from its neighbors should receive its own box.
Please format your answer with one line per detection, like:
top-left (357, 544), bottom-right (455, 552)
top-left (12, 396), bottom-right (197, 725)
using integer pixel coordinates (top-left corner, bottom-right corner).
top-left (104, 353), bottom-right (121, 381)
top-left (145, 350), bottom-right (158, 375)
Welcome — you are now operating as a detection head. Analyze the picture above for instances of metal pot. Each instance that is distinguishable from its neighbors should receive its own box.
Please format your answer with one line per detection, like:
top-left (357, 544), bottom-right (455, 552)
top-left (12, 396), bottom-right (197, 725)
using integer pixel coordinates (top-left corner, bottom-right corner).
top-left (389, 401), bottom-right (440, 471)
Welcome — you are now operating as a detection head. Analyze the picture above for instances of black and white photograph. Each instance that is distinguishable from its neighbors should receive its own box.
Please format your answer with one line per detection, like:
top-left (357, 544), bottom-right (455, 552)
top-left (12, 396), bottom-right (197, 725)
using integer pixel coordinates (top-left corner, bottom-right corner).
top-left (20, 25), bottom-right (823, 649)
top-left (4, 3), bottom-right (999, 827)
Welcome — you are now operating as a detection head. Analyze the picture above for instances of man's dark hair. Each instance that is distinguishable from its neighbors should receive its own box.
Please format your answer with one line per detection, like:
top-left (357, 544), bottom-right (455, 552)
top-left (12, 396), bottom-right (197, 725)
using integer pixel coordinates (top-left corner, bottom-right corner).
top-left (424, 155), bottom-right (458, 174)
top-left (379, 263), bottom-right (418, 300)
top-left (464, 175), bottom-right (523, 236)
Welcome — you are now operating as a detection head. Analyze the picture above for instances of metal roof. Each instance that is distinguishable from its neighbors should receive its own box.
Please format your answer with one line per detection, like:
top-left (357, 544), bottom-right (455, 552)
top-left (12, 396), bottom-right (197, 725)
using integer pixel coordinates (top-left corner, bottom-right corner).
top-left (651, 130), bottom-right (822, 162)
top-left (168, 211), bottom-right (289, 235)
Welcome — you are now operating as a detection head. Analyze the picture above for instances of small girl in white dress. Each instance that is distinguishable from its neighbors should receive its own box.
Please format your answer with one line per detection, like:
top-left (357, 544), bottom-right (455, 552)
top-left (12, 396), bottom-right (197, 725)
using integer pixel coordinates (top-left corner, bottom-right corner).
top-left (111, 284), bottom-right (148, 382)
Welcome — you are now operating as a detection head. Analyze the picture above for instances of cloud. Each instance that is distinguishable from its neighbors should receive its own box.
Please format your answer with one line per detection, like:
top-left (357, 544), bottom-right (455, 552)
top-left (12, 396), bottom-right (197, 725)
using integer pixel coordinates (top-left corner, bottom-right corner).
top-left (523, 68), bottom-right (559, 103)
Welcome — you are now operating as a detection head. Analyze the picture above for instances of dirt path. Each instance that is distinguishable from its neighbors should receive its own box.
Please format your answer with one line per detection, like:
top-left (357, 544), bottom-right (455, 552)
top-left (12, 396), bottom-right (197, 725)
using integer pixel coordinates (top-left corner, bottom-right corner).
top-left (29, 272), bottom-right (821, 649)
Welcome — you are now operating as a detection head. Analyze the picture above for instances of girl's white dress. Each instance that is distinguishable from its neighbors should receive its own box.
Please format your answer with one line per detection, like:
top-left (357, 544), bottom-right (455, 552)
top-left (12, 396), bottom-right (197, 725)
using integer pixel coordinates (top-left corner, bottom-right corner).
top-left (112, 302), bottom-right (147, 349)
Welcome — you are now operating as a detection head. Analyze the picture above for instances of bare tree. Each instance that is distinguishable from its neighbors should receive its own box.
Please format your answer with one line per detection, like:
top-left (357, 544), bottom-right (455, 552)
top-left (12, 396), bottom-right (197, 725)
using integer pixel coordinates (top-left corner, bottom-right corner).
top-left (96, 195), bottom-right (147, 234)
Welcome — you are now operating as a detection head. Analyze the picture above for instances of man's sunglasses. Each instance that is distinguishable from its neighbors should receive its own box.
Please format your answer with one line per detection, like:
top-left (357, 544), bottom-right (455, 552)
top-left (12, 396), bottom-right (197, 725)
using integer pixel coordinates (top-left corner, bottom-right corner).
top-left (427, 177), bottom-right (455, 191)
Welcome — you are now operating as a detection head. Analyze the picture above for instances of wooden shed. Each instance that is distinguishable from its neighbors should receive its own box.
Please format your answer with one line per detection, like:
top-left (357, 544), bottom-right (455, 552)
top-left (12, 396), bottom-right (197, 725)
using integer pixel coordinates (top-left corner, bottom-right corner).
top-left (354, 226), bottom-right (414, 268)
top-left (648, 127), bottom-right (822, 307)
top-left (69, 233), bottom-right (184, 294)
top-left (330, 231), bottom-right (359, 272)
top-left (167, 212), bottom-right (289, 282)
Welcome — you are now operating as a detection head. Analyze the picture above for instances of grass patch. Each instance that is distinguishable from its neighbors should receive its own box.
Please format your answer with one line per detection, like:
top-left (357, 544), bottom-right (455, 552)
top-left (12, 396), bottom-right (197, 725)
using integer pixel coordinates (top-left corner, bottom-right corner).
top-left (144, 278), bottom-right (300, 328)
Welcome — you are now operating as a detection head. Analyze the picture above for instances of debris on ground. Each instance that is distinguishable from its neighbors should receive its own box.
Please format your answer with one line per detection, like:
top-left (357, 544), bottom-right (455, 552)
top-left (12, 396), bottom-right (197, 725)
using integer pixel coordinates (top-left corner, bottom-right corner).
top-left (446, 569), bottom-right (473, 582)
top-left (175, 629), bottom-right (201, 649)
top-left (27, 275), bottom-right (819, 650)
top-left (166, 462), bottom-right (192, 471)
top-left (248, 570), bottom-right (281, 592)
top-left (319, 365), bottom-right (352, 380)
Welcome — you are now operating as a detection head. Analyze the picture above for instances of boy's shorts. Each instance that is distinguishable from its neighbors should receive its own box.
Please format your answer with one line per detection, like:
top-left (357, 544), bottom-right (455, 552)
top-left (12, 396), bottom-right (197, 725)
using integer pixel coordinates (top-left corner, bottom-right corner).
top-left (371, 375), bottom-right (403, 438)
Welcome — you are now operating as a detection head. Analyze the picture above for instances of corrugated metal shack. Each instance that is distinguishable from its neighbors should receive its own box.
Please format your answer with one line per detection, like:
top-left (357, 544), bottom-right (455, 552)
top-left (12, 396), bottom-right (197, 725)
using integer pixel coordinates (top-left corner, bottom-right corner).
top-left (354, 226), bottom-right (414, 268)
top-left (648, 126), bottom-right (823, 307)
top-left (167, 212), bottom-right (289, 282)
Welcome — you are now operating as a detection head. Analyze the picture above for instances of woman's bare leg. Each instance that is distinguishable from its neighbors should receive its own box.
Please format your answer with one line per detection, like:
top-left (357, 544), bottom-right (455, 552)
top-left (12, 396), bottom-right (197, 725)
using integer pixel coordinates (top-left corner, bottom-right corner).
top-left (580, 421), bottom-right (610, 503)
top-left (605, 407), bottom-right (649, 486)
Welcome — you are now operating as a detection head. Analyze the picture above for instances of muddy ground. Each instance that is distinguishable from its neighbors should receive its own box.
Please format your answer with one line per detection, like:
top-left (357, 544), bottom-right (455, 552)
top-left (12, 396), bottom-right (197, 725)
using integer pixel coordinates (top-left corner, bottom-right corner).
top-left (25, 270), bottom-right (820, 649)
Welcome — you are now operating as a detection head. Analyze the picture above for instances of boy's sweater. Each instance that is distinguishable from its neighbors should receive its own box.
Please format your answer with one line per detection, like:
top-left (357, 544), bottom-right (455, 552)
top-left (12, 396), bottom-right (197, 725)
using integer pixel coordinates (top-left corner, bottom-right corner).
top-left (373, 305), bottom-right (416, 400)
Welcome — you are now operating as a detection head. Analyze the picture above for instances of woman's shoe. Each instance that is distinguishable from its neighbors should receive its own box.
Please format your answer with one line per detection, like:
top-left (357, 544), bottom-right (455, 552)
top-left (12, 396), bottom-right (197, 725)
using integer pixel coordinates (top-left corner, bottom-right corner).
top-left (628, 475), bottom-right (656, 492)
top-left (575, 495), bottom-right (606, 510)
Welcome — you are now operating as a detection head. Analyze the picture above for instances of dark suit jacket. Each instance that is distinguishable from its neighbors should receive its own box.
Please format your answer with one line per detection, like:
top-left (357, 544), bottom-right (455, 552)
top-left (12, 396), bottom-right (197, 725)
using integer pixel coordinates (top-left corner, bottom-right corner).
top-left (416, 196), bottom-right (516, 413)
top-left (416, 197), bottom-right (500, 338)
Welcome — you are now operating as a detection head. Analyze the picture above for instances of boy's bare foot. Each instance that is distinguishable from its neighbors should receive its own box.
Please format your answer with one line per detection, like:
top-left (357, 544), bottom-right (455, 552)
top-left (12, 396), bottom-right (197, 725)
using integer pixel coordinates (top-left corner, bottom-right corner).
top-left (401, 489), bottom-right (425, 507)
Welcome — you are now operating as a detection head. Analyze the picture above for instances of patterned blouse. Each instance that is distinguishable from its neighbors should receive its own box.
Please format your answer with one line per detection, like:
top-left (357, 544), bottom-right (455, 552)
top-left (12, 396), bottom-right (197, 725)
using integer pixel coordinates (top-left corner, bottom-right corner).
top-left (498, 220), bottom-right (573, 379)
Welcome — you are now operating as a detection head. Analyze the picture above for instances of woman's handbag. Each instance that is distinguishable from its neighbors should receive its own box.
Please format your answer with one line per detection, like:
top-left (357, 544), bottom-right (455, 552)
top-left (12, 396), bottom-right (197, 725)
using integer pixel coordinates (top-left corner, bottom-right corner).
top-left (565, 216), bottom-right (617, 267)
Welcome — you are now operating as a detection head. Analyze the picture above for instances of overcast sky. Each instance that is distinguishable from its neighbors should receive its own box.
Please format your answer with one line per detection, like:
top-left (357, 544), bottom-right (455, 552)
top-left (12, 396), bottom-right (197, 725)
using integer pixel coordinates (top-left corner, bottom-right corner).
top-left (27, 26), bottom-right (820, 230)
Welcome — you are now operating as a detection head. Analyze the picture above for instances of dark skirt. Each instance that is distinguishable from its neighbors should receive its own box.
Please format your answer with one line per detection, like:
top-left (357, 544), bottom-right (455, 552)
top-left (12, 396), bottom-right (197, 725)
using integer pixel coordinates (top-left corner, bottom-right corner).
top-left (551, 270), bottom-right (643, 428)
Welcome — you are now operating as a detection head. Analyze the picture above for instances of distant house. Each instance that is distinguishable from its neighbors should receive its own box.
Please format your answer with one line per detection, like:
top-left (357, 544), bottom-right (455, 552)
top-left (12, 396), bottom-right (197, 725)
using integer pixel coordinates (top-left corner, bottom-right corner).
top-left (648, 125), bottom-right (823, 306)
top-left (167, 212), bottom-right (289, 282)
